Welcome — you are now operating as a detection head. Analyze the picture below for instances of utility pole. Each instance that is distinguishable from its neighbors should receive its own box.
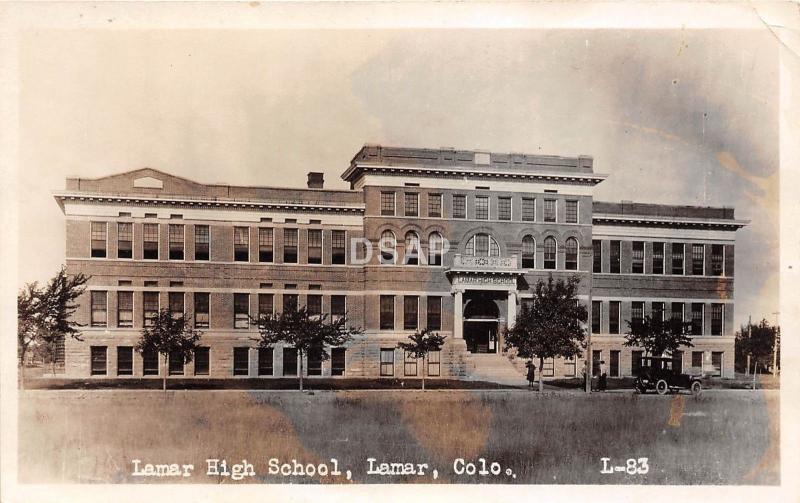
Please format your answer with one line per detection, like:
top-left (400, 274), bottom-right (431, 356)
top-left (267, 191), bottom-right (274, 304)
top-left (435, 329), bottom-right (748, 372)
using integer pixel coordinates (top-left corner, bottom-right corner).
top-left (583, 320), bottom-right (591, 393)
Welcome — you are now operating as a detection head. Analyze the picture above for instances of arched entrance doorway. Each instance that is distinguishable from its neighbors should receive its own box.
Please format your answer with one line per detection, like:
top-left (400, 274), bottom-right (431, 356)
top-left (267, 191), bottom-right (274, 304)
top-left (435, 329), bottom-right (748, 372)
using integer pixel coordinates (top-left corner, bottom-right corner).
top-left (463, 292), bottom-right (501, 353)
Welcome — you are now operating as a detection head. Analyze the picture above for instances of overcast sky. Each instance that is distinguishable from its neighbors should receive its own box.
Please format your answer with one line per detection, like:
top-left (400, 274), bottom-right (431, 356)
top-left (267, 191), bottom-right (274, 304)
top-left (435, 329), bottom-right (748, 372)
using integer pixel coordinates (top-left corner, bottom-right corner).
top-left (17, 28), bottom-right (778, 327)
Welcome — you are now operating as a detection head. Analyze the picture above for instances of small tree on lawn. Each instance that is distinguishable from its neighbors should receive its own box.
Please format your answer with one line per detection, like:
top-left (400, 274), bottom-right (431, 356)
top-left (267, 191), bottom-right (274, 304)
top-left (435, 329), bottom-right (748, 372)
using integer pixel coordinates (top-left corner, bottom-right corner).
top-left (397, 328), bottom-right (446, 391)
top-left (735, 319), bottom-right (777, 374)
top-left (17, 267), bottom-right (89, 386)
top-left (623, 315), bottom-right (693, 359)
top-left (136, 308), bottom-right (202, 393)
top-left (503, 275), bottom-right (588, 392)
top-left (252, 306), bottom-right (363, 391)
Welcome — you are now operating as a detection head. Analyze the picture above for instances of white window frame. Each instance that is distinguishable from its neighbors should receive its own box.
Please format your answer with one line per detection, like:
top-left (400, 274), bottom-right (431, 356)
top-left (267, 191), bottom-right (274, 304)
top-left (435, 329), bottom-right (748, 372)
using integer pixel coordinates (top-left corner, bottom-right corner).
top-left (475, 195), bottom-right (490, 220)
top-left (90, 221), bottom-right (108, 258)
top-left (233, 226), bottom-right (250, 262)
top-left (233, 293), bottom-right (250, 329)
top-left (404, 192), bottom-right (419, 217)
top-left (117, 221), bottom-right (134, 260)
top-left (194, 292), bottom-right (211, 329)
top-left (117, 290), bottom-right (134, 328)
top-left (90, 290), bottom-right (108, 327)
top-left (498, 196), bottom-right (512, 221)
top-left (194, 224), bottom-right (212, 261)
top-left (168, 223), bottom-right (186, 261)
top-left (142, 222), bottom-right (160, 261)
top-left (565, 200), bottom-right (579, 224)
top-left (307, 228), bottom-right (324, 265)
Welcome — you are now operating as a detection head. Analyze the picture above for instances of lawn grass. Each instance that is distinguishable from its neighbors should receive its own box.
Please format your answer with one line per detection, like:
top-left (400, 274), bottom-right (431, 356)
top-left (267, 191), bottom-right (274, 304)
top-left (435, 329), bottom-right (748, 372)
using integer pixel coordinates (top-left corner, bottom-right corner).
top-left (18, 389), bottom-right (779, 485)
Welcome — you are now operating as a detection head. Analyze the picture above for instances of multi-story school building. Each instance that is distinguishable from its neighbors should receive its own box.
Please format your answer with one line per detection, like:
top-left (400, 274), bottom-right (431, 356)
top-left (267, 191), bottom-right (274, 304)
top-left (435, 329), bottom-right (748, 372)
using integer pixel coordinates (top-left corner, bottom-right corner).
top-left (52, 145), bottom-right (747, 381)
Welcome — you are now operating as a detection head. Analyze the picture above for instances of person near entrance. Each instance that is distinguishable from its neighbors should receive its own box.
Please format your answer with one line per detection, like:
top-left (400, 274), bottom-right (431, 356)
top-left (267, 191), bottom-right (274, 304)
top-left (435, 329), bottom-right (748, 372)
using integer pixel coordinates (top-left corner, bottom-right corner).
top-left (526, 361), bottom-right (536, 389)
top-left (598, 360), bottom-right (608, 392)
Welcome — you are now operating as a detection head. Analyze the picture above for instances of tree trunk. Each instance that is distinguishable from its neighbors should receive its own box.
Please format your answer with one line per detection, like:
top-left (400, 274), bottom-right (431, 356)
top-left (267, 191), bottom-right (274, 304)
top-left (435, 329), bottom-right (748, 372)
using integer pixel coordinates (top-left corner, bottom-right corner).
top-left (421, 354), bottom-right (426, 391)
top-left (745, 354), bottom-right (750, 376)
top-left (752, 361), bottom-right (758, 390)
top-left (18, 346), bottom-right (27, 390)
top-left (299, 350), bottom-right (304, 392)
top-left (163, 353), bottom-right (167, 395)
top-left (538, 356), bottom-right (544, 393)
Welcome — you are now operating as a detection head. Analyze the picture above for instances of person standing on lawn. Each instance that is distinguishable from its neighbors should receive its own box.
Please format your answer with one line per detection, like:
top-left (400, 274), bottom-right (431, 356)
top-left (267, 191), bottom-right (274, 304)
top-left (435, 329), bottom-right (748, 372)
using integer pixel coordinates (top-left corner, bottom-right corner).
top-left (599, 360), bottom-right (608, 391)
top-left (526, 361), bottom-right (536, 389)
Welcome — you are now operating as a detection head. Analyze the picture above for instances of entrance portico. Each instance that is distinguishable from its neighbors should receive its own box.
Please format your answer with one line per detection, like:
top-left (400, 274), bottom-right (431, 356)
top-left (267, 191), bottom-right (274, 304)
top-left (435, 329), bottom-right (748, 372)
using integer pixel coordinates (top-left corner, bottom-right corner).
top-left (447, 254), bottom-right (524, 353)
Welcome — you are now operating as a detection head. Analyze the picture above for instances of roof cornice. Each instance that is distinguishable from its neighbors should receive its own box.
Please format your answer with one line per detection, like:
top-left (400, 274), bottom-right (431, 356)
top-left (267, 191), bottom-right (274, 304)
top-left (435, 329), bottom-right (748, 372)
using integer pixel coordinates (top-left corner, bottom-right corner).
top-left (342, 162), bottom-right (608, 186)
top-left (53, 191), bottom-right (365, 214)
top-left (593, 213), bottom-right (748, 230)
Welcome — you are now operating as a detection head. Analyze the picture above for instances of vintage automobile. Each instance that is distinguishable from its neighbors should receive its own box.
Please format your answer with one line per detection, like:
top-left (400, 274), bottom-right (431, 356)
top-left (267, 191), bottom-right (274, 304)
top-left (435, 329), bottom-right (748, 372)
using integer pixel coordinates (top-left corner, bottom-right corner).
top-left (634, 356), bottom-right (703, 395)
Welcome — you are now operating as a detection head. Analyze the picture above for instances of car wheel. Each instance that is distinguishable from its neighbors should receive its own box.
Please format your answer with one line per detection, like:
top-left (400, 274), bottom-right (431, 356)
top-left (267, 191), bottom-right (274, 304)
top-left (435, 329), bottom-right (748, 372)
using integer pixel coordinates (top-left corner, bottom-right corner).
top-left (690, 381), bottom-right (702, 396)
top-left (655, 379), bottom-right (669, 395)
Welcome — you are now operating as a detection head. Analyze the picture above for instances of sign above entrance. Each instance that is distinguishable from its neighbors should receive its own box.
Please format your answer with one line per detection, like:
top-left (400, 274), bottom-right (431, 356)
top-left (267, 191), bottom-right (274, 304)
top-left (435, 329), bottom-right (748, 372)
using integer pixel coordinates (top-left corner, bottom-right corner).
top-left (451, 274), bottom-right (517, 288)
top-left (452, 254), bottom-right (517, 270)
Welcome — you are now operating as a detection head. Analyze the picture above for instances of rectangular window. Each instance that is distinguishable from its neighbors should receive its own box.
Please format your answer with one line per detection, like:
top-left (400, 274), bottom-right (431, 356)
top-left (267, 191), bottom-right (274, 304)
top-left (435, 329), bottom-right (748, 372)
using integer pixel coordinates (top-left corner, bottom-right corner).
top-left (307, 294), bottom-right (322, 318)
top-left (475, 196), bottom-right (489, 220)
top-left (258, 228), bottom-right (274, 263)
top-left (711, 304), bottom-right (724, 335)
top-left (544, 199), bottom-right (557, 222)
top-left (672, 243), bottom-right (685, 275)
top-left (194, 292), bottom-right (210, 328)
top-left (498, 197), bottom-right (512, 221)
top-left (610, 350), bottom-right (620, 378)
top-left (711, 352), bottom-right (723, 377)
top-left (427, 296), bottom-right (442, 331)
top-left (691, 303), bottom-right (704, 335)
top-left (90, 222), bottom-right (107, 258)
top-left (380, 348), bottom-right (395, 376)
top-left (522, 197), bottom-right (535, 222)
top-left (117, 223), bottom-right (132, 259)
top-left (591, 300), bottom-right (601, 334)
top-left (380, 295), bottom-right (395, 330)
top-left (380, 192), bottom-right (396, 216)
top-left (671, 302), bottom-right (685, 329)
top-left (404, 296), bottom-right (418, 330)
top-left (428, 350), bottom-right (441, 377)
top-left (234, 227), bottom-right (249, 262)
top-left (258, 293), bottom-right (274, 320)
top-left (283, 293), bottom-right (298, 312)
top-left (283, 228), bottom-right (298, 263)
top-left (609, 301), bottom-right (620, 334)
top-left (692, 351), bottom-right (703, 370)
top-left (168, 224), bottom-right (184, 260)
top-left (592, 350), bottom-right (602, 377)
top-left (308, 347), bottom-right (323, 376)
top-left (404, 192), bottom-right (419, 217)
top-left (404, 351), bottom-right (417, 376)
top-left (283, 347), bottom-right (298, 376)
top-left (564, 356), bottom-right (577, 377)
top-left (90, 346), bottom-right (107, 375)
top-left (234, 293), bottom-right (249, 329)
top-left (593, 240), bottom-right (602, 273)
top-left (331, 295), bottom-right (346, 321)
top-left (711, 244), bottom-right (724, 276)
top-left (652, 302), bottom-right (665, 328)
top-left (168, 350), bottom-right (184, 376)
top-left (168, 292), bottom-right (184, 318)
top-left (331, 230), bottom-right (346, 264)
top-left (117, 346), bottom-right (133, 376)
top-left (542, 358), bottom-right (555, 377)
top-left (194, 347), bottom-right (209, 375)
top-left (307, 229), bottom-right (322, 264)
top-left (143, 349), bottom-right (159, 376)
top-left (257, 348), bottom-right (273, 376)
top-left (452, 194), bottom-right (466, 219)
top-left (233, 347), bottom-right (249, 376)
top-left (117, 291), bottom-right (133, 328)
top-left (631, 350), bottom-right (643, 376)
top-left (692, 244), bottom-right (705, 275)
top-left (565, 200), bottom-right (578, 223)
top-left (194, 225), bottom-right (209, 261)
top-left (91, 291), bottom-right (107, 327)
top-left (652, 242), bottom-right (664, 274)
top-left (143, 291), bottom-right (159, 327)
top-left (428, 194), bottom-right (442, 218)
top-left (610, 241), bottom-right (621, 273)
top-left (143, 223), bottom-right (159, 260)
top-left (631, 301), bottom-right (644, 328)
top-left (331, 348), bottom-right (346, 376)
top-left (632, 241), bottom-right (644, 274)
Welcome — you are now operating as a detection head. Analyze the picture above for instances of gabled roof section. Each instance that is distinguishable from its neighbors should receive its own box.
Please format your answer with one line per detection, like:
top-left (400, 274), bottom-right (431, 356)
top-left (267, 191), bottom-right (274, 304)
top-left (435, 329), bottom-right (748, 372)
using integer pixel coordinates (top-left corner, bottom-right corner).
top-left (342, 144), bottom-right (608, 186)
top-left (55, 168), bottom-right (364, 213)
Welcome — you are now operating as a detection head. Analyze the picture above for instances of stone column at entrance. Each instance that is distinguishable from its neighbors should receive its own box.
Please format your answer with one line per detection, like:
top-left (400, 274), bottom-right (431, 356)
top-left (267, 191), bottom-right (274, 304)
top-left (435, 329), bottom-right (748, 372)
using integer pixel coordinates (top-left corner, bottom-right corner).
top-left (507, 291), bottom-right (517, 328)
top-left (454, 291), bottom-right (463, 339)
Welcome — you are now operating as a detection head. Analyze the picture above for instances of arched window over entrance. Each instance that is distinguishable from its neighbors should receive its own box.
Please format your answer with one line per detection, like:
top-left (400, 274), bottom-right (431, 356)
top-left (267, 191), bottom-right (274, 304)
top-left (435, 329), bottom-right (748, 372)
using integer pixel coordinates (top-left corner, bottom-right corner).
top-left (565, 237), bottom-right (579, 270)
top-left (428, 232), bottom-right (443, 266)
top-left (465, 233), bottom-right (500, 257)
top-left (463, 297), bottom-right (500, 319)
top-left (380, 230), bottom-right (396, 264)
top-left (522, 235), bottom-right (536, 268)
top-left (544, 236), bottom-right (557, 269)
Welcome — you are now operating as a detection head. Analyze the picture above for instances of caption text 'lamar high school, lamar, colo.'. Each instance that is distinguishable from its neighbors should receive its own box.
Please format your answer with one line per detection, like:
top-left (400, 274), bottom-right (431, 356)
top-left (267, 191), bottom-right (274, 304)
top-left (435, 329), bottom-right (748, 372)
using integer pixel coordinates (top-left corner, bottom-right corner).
top-left (52, 145), bottom-right (746, 382)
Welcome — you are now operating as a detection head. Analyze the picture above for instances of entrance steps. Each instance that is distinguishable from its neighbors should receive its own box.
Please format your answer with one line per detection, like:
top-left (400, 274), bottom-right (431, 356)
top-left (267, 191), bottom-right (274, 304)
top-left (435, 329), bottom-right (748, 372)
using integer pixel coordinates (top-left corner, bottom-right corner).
top-left (463, 352), bottom-right (528, 386)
